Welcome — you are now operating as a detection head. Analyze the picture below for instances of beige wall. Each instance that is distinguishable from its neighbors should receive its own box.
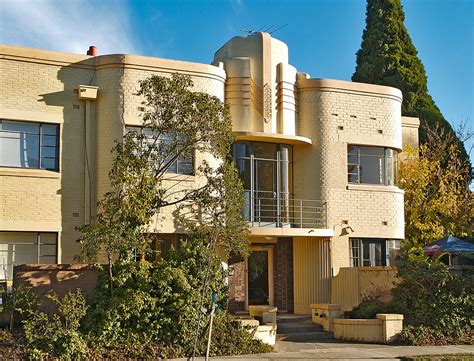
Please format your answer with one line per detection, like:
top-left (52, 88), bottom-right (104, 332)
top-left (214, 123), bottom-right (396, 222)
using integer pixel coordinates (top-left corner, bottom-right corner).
top-left (293, 237), bottom-right (331, 314)
top-left (0, 45), bottom-right (226, 264)
top-left (295, 78), bottom-right (405, 273)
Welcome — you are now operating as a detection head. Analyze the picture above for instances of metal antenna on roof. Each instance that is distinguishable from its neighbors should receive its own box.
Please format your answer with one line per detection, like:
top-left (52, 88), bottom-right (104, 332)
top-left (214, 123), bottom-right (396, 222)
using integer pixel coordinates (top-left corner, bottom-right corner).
top-left (269, 24), bottom-right (288, 34)
top-left (239, 28), bottom-right (258, 34)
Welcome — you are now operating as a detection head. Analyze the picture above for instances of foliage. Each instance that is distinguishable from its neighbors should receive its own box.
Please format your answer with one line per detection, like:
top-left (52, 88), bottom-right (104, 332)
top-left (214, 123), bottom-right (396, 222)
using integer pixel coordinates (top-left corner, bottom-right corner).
top-left (390, 253), bottom-right (473, 341)
top-left (77, 73), bottom-right (240, 287)
top-left (83, 241), bottom-right (264, 358)
top-left (346, 254), bottom-right (473, 345)
top-left (16, 289), bottom-right (88, 359)
top-left (352, 0), bottom-right (469, 165)
top-left (398, 144), bottom-right (473, 250)
top-left (199, 312), bottom-right (273, 356)
top-left (343, 296), bottom-right (391, 319)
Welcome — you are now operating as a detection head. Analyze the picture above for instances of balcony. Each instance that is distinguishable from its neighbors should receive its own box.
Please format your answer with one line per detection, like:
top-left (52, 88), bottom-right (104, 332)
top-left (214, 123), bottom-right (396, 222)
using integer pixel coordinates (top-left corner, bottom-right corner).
top-left (243, 191), bottom-right (327, 229)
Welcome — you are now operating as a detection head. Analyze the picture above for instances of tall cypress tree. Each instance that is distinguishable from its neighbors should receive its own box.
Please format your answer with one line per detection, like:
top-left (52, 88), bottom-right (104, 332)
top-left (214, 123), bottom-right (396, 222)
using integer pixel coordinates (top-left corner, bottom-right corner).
top-left (352, 0), bottom-right (469, 165)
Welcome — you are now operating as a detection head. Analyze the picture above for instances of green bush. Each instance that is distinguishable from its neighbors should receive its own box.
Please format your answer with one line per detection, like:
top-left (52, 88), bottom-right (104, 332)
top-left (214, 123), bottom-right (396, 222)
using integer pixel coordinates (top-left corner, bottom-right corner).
top-left (343, 296), bottom-right (392, 319)
top-left (346, 254), bottom-right (473, 345)
top-left (83, 240), bottom-right (268, 358)
top-left (201, 311), bottom-right (272, 356)
top-left (17, 289), bottom-right (88, 359)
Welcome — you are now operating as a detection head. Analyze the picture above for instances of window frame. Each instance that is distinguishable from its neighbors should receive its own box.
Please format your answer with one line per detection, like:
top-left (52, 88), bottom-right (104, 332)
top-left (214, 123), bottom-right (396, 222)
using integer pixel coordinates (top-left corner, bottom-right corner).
top-left (347, 145), bottom-right (397, 186)
top-left (0, 120), bottom-right (60, 172)
top-left (0, 232), bottom-right (58, 280)
top-left (350, 238), bottom-right (400, 267)
top-left (125, 126), bottom-right (195, 176)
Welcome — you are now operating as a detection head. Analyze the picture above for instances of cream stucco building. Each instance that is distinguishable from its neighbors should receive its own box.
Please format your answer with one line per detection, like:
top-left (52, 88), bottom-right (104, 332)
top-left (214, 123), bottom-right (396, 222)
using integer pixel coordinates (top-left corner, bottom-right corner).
top-left (0, 33), bottom-right (418, 314)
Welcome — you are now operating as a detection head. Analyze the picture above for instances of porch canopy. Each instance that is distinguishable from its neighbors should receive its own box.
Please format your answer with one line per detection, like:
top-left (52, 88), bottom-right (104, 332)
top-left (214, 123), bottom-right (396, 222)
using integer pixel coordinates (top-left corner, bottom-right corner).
top-left (423, 236), bottom-right (474, 255)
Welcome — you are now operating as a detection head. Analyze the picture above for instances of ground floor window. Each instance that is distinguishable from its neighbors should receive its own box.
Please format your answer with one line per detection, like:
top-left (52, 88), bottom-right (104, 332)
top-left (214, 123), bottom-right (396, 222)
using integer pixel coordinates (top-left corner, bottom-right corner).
top-left (147, 233), bottom-right (186, 261)
top-left (0, 232), bottom-right (57, 280)
top-left (350, 238), bottom-right (400, 267)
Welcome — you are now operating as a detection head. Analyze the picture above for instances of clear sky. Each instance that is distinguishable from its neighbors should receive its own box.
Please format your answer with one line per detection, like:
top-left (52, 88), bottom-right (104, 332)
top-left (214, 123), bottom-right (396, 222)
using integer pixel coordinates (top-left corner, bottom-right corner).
top-left (1, 0), bottom-right (473, 157)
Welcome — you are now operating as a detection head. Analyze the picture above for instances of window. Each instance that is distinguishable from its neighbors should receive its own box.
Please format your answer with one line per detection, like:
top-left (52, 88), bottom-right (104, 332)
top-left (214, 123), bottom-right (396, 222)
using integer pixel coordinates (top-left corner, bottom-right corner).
top-left (350, 238), bottom-right (400, 267)
top-left (0, 232), bottom-right (57, 280)
top-left (348, 145), bottom-right (397, 185)
top-left (125, 126), bottom-right (194, 175)
top-left (232, 141), bottom-right (293, 226)
top-left (0, 120), bottom-right (59, 171)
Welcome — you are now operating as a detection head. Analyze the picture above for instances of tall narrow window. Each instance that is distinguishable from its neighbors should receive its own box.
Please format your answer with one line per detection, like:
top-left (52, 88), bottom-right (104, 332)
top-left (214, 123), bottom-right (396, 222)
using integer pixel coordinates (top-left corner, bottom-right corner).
top-left (0, 120), bottom-right (59, 171)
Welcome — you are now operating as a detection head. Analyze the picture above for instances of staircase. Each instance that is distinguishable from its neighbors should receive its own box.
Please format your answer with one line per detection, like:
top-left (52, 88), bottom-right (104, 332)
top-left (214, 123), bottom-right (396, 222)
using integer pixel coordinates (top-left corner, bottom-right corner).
top-left (276, 314), bottom-right (334, 342)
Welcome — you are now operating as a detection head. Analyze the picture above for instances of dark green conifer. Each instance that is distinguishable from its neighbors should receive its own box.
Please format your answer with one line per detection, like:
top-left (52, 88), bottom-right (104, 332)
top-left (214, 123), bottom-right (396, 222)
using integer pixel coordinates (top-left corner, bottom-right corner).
top-left (352, 0), bottom-right (469, 165)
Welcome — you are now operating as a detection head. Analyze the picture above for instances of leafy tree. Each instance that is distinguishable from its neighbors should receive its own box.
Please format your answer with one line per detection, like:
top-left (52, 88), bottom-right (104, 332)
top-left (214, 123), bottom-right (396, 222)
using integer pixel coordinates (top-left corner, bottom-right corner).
top-left (77, 73), bottom-right (247, 291)
top-left (352, 0), bottom-right (469, 165)
top-left (398, 139), bottom-right (473, 250)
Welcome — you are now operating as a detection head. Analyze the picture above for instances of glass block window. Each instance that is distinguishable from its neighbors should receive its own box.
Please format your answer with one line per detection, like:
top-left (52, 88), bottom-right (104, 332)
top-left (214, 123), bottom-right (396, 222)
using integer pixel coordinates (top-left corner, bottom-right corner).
top-left (0, 120), bottom-right (59, 171)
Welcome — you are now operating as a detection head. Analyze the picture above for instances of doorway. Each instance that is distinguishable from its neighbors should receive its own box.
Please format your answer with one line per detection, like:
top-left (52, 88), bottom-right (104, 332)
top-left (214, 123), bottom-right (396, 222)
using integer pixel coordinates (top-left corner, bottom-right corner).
top-left (247, 246), bottom-right (273, 308)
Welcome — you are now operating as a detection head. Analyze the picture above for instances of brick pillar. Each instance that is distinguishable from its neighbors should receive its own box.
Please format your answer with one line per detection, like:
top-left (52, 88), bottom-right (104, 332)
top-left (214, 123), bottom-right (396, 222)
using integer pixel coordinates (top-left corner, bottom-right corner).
top-left (227, 258), bottom-right (246, 313)
top-left (274, 238), bottom-right (294, 313)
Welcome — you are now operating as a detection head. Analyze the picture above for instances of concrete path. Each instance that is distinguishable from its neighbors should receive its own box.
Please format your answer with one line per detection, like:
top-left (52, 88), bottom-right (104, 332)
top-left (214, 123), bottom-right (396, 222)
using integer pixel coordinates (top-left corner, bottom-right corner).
top-left (205, 340), bottom-right (474, 360)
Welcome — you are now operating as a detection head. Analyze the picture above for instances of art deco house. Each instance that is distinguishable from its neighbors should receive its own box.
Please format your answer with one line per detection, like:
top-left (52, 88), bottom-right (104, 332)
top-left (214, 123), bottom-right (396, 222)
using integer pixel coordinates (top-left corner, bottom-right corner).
top-left (0, 33), bottom-right (419, 314)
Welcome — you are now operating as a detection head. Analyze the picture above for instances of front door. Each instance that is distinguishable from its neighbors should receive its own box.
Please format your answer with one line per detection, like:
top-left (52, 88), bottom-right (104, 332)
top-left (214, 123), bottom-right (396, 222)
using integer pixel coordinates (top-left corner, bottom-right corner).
top-left (247, 247), bottom-right (273, 307)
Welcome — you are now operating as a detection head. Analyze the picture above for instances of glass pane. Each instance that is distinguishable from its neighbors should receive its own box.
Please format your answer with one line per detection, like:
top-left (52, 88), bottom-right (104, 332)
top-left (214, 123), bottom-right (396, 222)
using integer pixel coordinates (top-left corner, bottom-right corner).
top-left (39, 256), bottom-right (56, 264)
top-left (42, 124), bottom-right (58, 136)
top-left (40, 244), bottom-right (56, 257)
top-left (1, 120), bottom-right (39, 134)
top-left (41, 134), bottom-right (57, 147)
top-left (348, 154), bottom-right (358, 164)
top-left (359, 146), bottom-right (384, 157)
top-left (247, 251), bottom-right (269, 306)
top-left (232, 142), bottom-right (249, 158)
top-left (253, 142), bottom-right (277, 160)
top-left (40, 157), bottom-right (57, 170)
top-left (236, 158), bottom-right (251, 190)
top-left (348, 145), bottom-right (359, 155)
top-left (177, 157), bottom-right (193, 175)
top-left (360, 155), bottom-right (383, 184)
top-left (40, 146), bottom-right (57, 158)
top-left (348, 174), bottom-right (359, 183)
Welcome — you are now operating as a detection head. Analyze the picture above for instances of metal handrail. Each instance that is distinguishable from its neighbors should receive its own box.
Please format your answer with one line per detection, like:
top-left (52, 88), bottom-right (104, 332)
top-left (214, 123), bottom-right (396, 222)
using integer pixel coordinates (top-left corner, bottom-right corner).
top-left (242, 190), bottom-right (327, 229)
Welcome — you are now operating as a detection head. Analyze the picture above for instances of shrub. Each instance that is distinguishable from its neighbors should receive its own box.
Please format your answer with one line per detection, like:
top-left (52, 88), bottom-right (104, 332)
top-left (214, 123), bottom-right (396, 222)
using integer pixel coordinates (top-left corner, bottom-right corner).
top-left (17, 289), bottom-right (88, 359)
top-left (343, 296), bottom-right (392, 319)
top-left (345, 254), bottom-right (473, 345)
top-left (201, 311), bottom-right (272, 356)
top-left (83, 240), bottom-right (252, 358)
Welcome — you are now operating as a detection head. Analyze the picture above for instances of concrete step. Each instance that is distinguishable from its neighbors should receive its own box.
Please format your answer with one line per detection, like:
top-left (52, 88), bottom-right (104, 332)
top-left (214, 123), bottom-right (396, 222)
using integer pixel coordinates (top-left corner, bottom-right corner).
top-left (276, 315), bottom-right (312, 324)
top-left (277, 323), bottom-right (323, 334)
top-left (277, 331), bottom-right (334, 342)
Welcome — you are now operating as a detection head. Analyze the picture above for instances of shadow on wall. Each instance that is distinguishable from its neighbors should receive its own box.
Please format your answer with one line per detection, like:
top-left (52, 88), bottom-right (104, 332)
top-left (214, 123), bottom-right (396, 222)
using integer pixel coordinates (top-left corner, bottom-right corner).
top-left (13, 264), bottom-right (98, 316)
top-left (38, 58), bottom-right (97, 263)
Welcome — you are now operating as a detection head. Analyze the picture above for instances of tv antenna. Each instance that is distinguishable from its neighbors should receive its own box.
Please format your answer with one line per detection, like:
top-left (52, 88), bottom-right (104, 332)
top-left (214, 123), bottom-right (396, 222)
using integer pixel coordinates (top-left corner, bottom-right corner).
top-left (239, 24), bottom-right (288, 35)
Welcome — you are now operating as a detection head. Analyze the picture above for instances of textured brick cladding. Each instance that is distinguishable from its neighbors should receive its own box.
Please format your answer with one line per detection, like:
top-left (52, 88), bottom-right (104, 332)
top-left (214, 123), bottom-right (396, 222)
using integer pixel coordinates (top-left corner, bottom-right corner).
top-left (0, 56), bottom-right (95, 261)
top-left (296, 87), bottom-right (404, 271)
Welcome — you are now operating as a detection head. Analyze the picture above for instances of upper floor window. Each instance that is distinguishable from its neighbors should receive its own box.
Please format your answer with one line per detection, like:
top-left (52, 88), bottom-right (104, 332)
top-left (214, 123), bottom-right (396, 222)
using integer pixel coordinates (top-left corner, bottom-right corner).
top-left (125, 126), bottom-right (194, 175)
top-left (0, 120), bottom-right (59, 171)
top-left (348, 145), bottom-right (397, 186)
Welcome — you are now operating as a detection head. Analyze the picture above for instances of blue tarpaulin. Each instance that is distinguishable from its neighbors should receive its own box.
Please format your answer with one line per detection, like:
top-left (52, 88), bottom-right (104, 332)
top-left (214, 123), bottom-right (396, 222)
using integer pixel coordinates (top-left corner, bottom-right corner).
top-left (423, 236), bottom-right (474, 255)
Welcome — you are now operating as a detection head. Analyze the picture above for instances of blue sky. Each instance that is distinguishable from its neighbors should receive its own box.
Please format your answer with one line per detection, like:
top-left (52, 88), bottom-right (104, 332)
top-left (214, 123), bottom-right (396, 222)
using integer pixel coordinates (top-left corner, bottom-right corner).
top-left (1, 0), bottom-right (472, 157)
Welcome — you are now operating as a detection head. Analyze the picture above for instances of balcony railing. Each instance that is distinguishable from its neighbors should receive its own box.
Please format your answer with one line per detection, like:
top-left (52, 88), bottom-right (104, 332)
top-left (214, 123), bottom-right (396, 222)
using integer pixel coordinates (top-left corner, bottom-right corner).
top-left (243, 191), bottom-right (327, 229)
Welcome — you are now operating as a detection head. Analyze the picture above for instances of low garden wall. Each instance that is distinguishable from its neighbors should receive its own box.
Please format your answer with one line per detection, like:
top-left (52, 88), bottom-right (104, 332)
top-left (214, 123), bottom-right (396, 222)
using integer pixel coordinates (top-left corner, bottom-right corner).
top-left (13, 264), bottom-right (98, 314)
top-left (333, 314), bottom-right (403, 344)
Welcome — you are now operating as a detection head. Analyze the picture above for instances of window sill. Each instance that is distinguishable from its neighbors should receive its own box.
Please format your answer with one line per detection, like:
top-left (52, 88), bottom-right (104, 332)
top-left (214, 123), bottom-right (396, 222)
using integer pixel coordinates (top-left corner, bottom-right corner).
top-left (0, 167), bottom-right (60, 179)
top-left (163, 173), bottom-right (196, 182)
top-left (346, 184), bottom-right (403, 194)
